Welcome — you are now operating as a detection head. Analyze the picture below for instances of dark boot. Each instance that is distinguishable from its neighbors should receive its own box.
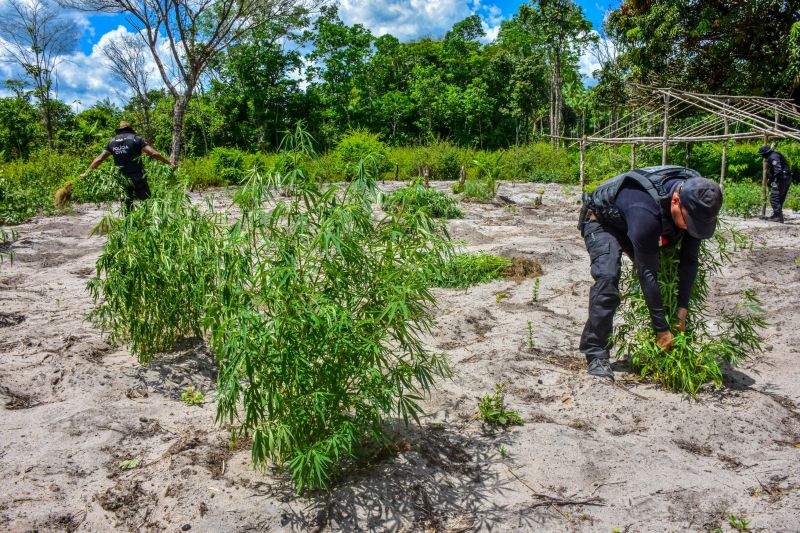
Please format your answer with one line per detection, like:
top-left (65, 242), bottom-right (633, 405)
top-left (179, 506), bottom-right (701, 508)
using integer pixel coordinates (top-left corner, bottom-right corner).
top-left (587, 358), bottom-right (614, 379)
top-left (766, 212), bottom-right (784, 223)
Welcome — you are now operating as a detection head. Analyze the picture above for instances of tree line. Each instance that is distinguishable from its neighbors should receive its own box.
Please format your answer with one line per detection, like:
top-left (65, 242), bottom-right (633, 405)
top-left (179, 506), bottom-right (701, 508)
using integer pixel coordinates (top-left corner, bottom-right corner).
top-left (1, 0), bottom-right (798, 162)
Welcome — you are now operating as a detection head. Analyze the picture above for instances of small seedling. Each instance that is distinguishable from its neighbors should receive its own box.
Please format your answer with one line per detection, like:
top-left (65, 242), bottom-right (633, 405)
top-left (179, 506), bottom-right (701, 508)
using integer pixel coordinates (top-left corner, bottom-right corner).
top-left (477, 383), bottom-right (524, 427)
top-left (533, 188), bottom-right (544, 206)
top-left (496, 292), bottom-right (508, 303)
top-left (118, 458), bottom-right (140, 470)
top-left (181, 386), bottom-right (205, 406)
top-left (531, 277), bottom-right (540, 303)
top-left (499, 445), bottom-right (507, 457)
top-left (728, 513), bottom-right (751, 532)
top-left (527, 320), bottom-right (535, 349)
top-left (794, 256), bottom-right (800, 266)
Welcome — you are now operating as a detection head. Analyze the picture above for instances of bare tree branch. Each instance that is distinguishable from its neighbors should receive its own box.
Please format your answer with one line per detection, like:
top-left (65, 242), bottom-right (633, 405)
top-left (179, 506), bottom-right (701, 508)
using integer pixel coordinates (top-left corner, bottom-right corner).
top-left (101, 30), bottom-right (154, 138)
top-left (0, 0), bottom-right (80, 148)
top-left (58, 0), bottom-right (324, 162)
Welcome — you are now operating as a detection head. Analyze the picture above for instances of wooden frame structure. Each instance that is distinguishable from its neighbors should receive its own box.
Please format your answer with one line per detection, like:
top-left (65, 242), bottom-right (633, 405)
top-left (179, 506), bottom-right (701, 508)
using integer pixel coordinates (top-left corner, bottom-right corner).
top-left (559, 85), bottom-right (800, 215)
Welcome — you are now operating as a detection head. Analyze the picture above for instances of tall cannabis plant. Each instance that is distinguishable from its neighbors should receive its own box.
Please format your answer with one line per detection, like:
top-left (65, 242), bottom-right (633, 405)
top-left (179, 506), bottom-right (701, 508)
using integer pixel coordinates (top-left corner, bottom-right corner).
top-left (87, 188), bottom-right (221, 364)
top-left (89, 127), bottom-right (452, 491)
top-left (614, 226), bottom-right (766, 395)
top-left (209, 160), bottom-right (451, 491)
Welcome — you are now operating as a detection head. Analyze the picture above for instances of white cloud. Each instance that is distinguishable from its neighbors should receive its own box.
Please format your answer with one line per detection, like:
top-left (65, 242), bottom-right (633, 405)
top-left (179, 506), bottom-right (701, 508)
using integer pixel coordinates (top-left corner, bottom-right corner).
top-left (578, 48), bottom-right (600, 80)
top-left (0, 24), bottom-right (179, 108)
top-left (337, 0), bottom-right (505, 43)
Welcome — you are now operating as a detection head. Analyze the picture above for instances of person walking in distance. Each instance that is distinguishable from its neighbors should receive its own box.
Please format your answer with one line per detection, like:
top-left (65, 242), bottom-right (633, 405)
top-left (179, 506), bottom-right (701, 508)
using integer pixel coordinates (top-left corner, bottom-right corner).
top-left (577, 166), bottom-right (723, 379)
top-left (81, 121), bottom-right (175, 211)
top-left (757, 144), bottom-right (793, 223)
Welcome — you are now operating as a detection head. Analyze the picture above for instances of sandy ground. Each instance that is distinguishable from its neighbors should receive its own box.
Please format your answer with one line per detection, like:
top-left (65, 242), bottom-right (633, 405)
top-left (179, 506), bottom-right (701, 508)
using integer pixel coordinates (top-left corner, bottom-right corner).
top-left (1, 181), bottom-right (799, 532)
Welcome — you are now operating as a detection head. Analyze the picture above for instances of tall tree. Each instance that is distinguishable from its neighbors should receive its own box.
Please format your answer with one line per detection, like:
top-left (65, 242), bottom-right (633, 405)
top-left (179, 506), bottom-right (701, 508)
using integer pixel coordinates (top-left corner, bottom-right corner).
top-left (101, 32), bottom-right (154, 140)
top-left (62, 0), bottom-right (321, 163)
top-left (305, 6), bottom-right (373, 140)
top-left (606, 0), bottom-right (800, 96)
top-left (0, 0), bottom-right (79, 148)
top-left (519, 0), bottom-right (594, 144)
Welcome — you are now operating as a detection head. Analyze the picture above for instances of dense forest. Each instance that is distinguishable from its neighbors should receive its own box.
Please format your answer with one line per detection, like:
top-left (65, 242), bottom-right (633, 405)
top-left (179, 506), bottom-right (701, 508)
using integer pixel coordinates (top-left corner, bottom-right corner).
top-left (1, 0), bottom-right (798, 160)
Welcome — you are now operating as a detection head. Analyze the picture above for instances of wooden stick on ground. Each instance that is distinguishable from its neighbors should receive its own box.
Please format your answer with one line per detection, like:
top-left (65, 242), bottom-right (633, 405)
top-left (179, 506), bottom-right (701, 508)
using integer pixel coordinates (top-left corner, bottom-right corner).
top-left (505, 466), bottom-right (605, 508)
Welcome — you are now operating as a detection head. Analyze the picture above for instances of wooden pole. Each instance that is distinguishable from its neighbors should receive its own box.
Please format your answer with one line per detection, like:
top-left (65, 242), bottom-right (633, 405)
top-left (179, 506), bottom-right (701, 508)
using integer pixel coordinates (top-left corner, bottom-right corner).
top-left (631, 143), bottom-right (637, 170)
top-left (579, 137), bottom-right (586, 191)
top-left (685, 143), bottom-right (691, 168)
top-left (720, 117), bottom-right (728, 189)
top-left (662, 94), bottom-right (670, 165)
top-left (762, 134), bottom-right (769, 216)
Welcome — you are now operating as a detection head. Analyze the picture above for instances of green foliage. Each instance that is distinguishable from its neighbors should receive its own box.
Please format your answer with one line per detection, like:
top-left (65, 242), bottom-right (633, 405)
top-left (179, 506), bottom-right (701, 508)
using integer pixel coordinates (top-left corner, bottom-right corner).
top-left (333, 128), bottom-right (390, 178)
top-left (90, 127), bottom-right (452, 492)
top-left (72, 165), bottom-right (130, 204)
top-left (615, 227), bottom-right (766, 395)
top-left (0, 150), bottom-right (82, 224)
top-left (118, 458), bottom-right (141, 470)
top-left (212, 163), bottom-right (451, 492)
top-left (0, 227), bottom-right (16, 268)
top-left (509, 143), bottom-right (576, 183)
top-left (727, 514), bottom-right (751, 532)
top-left (210, 146), bottom-right (247, 184)
top-left (428, 252), bottom-right (511, 289)
top-left (527, 320), bottom-right (534, 349)
top-left (720, 181), bottom-right (761, 218)
top-left (88, 188), bottom-right (221, 365)
top-left (181, 386), bottom-right (206, 406)
top-left (477, 383), bottom-right (524, 427)
top-left (531, 277), bottom-right (540, 302)
top-left (381, 182), bottom-right (463, 219)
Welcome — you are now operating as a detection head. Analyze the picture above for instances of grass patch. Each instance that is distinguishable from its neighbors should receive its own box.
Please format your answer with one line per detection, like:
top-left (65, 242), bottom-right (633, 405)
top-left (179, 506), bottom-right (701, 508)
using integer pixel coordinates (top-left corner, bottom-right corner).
top-left (381, 181), bottom-right (463, 219)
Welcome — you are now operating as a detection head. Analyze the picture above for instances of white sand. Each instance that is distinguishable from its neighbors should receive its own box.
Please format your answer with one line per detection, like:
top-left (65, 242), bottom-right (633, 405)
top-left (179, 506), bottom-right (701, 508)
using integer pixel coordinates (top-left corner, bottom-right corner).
top-left (1, 182), bottom-right (798, 532)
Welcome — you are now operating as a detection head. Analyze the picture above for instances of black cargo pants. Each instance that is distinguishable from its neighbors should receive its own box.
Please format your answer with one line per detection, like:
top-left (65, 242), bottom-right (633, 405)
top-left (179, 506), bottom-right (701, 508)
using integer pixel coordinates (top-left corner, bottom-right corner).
top-left (770, 173), bottom-right (793, 217)
top-left (124, 175), bottom-right (151, 212)
top-left (579, 218), bottom-right (633, 363)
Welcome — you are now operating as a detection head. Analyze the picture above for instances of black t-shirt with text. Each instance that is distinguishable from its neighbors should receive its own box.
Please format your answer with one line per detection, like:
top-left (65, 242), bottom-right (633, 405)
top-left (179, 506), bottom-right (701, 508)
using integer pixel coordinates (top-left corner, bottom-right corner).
top-left (105, 131), bottom-right (148, 181)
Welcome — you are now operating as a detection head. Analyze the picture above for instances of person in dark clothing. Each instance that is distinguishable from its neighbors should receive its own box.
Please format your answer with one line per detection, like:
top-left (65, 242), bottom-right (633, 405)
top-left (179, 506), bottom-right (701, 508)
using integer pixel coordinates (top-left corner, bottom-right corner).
top-left (578, 166), bottom-right (723, 379)
top-left (81, 121), bottom-right (175, 211)
top-left (757, 144), bottom-right (793, 223)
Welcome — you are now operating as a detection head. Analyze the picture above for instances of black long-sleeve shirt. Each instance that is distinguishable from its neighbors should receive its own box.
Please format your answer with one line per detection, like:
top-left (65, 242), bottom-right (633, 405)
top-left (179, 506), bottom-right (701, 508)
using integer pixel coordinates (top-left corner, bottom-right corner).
top-left (616, 182), bottom-right (701, 332)
top-left (766, 151), bottom-right (791, 182)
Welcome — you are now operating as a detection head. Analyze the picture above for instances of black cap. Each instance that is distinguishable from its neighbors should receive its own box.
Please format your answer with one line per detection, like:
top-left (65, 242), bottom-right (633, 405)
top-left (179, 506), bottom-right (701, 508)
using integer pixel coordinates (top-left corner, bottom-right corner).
top-left (757, 144), bottom-right (772, 157)
top-left (679, 178), bottom-right (722, 239)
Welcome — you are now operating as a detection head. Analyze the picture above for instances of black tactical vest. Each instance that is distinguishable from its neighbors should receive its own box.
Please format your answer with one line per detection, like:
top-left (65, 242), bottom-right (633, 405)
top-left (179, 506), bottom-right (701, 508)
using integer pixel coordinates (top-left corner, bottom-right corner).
top-left (587, 165), bottom-right (702, 239)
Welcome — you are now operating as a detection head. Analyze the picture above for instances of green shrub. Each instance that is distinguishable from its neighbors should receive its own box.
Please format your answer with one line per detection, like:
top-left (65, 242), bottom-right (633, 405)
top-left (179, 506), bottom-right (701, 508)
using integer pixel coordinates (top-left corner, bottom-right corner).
top-left (381, 182), bottom-right (463, 219)
top-left (210, 146), bottom-right (246, 184)
top-left (179, 156), bottom-right (225, 189)
top-left (614, 226), bottom-right (765, 395)
top-left (0, 151), bottom-right (83, 224)
top-left (90, 128), bottom-right (452, 492)
top-left (87, 187), bottom-right (221, 364)
top-left (721, 181), bottom-right (762, 218)
top-left (412, 139), bottom-right (467, 181)
top-left (334, 128), bottom-right (390, 179)
top-left (509, 142), bottom-right (576, 183)
top-left (785, 183), bottom-right (800, 212)
top-left (429, 252), bottom-right (511, 288)
top-left (0, 227), bottom-right (16, 268)
top-left (477, 383), bottom-right (523, 427)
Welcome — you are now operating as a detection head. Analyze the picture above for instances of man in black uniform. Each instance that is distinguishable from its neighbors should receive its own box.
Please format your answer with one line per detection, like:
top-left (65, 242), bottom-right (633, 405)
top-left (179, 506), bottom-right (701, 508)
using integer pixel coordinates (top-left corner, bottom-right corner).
top-left (757, 144), bottom-right (793, 223)
top-left (578, 166), bottom-right (723, 379)
top-left (81, 121), bottom-right (175, 211)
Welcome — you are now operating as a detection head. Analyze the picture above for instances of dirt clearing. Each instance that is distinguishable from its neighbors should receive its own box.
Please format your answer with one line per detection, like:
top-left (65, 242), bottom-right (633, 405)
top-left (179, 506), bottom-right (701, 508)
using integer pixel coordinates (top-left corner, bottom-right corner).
top-left (1, 182), bottom-right (798, 531)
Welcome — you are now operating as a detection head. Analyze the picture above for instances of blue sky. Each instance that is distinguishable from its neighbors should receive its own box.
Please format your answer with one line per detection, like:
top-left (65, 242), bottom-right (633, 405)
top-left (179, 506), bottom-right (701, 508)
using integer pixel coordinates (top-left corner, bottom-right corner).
top-left (3, 0), bottom-right (619, 107)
